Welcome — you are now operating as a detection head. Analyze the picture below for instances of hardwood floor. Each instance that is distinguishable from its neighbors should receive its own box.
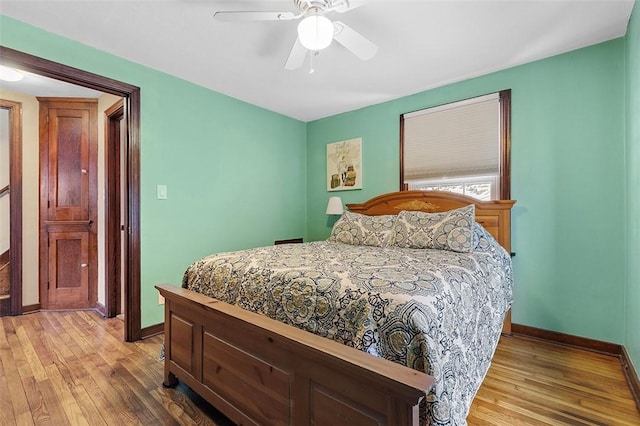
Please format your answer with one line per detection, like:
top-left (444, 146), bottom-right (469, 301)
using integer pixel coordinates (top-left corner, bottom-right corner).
top-left (0, 310), bottom-right (232, 426)
top-left (1, 311), bottom-right (638, 425)
top-left (470, 335), bottom-right (640, 425)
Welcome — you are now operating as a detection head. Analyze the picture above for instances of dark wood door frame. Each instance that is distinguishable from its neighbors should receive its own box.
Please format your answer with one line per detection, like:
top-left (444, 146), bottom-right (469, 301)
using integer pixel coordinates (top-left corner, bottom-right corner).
top-left (0, 99), bottom-right (23, 316)
top-left (0, 46), bottom-right (142, 341)
top-left (104, 99), bottom-right (125, 318)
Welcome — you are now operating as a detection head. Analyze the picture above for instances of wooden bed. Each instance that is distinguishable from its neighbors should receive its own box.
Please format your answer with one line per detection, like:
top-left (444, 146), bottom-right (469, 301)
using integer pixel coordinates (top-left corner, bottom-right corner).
top-left (156, 190), bottom-right (515, 426)
top-left (347, 190), bottom-right (515, 335)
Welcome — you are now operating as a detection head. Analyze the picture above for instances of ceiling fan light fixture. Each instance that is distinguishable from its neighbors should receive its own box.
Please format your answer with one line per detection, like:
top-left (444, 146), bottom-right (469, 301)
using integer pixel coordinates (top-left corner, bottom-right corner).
top-left (297, 14), bottom-right (334, 51)
top-left (0, 65), bottom-right (24, 82)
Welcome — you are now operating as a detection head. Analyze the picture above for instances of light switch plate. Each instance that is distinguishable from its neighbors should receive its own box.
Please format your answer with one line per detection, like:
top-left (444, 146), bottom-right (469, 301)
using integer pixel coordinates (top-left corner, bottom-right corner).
top-left (157, 184), bottom-right (167, 200)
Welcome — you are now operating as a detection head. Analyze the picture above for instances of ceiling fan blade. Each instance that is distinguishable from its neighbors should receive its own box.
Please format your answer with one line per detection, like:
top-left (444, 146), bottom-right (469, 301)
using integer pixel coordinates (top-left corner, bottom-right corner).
top-left (285, 38), bottom-right (307, 70)
top-left (333, 21), bottom-right (378, 61)
top-left (332, 0), bottom-right (367, 13)
top-left (214, 11), bottom-right (298, 22)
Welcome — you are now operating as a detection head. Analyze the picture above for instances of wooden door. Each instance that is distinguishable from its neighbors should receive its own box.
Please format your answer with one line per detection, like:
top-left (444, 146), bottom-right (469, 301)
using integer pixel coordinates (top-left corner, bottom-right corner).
top-left (39, 98), bottom-right (98, 310)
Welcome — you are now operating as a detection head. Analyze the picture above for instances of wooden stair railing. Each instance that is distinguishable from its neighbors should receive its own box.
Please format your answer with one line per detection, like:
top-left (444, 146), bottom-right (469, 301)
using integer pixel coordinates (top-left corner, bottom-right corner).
top-left (0, 187), bottom-right (10, 291)
top-left (1, 185), bottom-right (10, 298)
top-left (0, 249), bottom-right (10, 301)
top-left (0, 249), bottom-right (9, 267)
top-left (1, 187), bottom-right (12, 302)
top-left (1, 187), bottom-right (11, 308)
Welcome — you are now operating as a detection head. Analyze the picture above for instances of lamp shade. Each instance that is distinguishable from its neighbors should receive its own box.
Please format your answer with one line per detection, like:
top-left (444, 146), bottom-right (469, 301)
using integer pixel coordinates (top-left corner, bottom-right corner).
top-left (297, 14), bottom-right (334, 51)
top-left (326, 196), bottom-right (344, 215)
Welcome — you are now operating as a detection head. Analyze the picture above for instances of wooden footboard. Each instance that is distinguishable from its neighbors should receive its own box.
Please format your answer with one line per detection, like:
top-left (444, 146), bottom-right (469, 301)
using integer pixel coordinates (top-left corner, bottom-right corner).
top-left (156, 284), bottom-right (433, 426)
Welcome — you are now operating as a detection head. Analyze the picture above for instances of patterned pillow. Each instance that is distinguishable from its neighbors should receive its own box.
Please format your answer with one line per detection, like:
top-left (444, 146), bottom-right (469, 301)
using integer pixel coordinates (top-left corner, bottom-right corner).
top-left (393, 205), bottom-right (476, 252)
top-left (328, 211), bottom-right (397, 247)
top-left (473, 222), bottom-right (493, 252)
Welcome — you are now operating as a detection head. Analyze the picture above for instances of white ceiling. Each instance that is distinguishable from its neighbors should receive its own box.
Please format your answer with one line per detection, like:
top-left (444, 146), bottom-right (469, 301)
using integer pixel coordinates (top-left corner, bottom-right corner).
top-left (0, 0), bottom-right (634, 122)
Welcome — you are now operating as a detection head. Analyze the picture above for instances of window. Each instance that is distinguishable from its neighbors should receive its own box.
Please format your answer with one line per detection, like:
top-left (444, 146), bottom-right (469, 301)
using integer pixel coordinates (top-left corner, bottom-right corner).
top-left (408, 175), bottom-right (498, 201)
top-left (400, 90), bottom-right (511, 200)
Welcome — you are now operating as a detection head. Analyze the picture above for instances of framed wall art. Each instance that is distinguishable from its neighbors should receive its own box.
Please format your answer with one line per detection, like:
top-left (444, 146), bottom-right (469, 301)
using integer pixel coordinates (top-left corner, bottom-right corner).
top-left (327, 137), bottom-right (362, 191)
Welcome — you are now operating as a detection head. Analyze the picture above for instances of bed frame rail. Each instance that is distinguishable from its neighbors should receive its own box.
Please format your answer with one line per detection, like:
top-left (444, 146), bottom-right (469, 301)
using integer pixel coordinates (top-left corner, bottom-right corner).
top-left (157, 284), bottom-right (434, 426)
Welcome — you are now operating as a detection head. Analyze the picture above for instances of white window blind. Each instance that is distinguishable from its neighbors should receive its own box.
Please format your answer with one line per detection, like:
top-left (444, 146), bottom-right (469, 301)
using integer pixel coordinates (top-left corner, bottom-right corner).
top-left (402, 93), bottom-right (500, 181)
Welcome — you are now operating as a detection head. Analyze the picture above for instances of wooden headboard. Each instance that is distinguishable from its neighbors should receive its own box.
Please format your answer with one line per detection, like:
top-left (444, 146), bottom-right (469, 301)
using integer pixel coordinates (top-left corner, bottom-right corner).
top-left (347, 190), bottom-right (516, 253)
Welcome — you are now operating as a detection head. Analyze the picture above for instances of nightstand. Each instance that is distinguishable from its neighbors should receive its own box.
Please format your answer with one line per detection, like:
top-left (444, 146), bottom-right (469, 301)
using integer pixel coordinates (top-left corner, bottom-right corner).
top-left (274, 238), bottom-right (303, 245)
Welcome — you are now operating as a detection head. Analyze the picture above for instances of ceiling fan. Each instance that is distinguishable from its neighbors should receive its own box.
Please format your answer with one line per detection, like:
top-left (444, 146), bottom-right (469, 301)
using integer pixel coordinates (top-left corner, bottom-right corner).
top-left (214, 0), bottom-right (378, 71)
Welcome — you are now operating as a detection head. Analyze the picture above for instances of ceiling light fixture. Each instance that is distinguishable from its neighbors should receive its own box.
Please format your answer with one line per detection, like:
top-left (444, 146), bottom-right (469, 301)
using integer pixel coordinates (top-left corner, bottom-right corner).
top-left (0, 65), bottom-right (24, 82)
top-left (297, 11), bottom-right (334, 51)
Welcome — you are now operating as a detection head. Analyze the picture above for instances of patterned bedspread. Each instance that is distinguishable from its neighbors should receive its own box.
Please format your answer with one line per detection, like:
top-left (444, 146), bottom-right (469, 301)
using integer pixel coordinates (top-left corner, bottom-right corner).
top-left (182, 224), bottom-right (513, 426)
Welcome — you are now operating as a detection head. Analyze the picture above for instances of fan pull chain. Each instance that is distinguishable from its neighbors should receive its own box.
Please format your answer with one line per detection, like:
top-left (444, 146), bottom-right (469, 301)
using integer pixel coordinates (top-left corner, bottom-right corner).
top-left (310, 51), bottom-right (319, 74)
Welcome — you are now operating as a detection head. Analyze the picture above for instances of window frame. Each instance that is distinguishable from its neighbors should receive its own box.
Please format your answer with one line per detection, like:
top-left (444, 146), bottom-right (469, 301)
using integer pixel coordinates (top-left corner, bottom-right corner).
top-left (400, 89), bottom-right (511, 200)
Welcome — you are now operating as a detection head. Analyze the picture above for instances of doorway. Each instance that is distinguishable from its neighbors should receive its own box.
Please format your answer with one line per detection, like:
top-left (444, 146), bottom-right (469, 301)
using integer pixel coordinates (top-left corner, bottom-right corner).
top-left (0, 46), bottom-right (142, 341)
top-left (105, 99), bottom-right (126, 318)
top-left (0, 99), bottom-right (22, 316)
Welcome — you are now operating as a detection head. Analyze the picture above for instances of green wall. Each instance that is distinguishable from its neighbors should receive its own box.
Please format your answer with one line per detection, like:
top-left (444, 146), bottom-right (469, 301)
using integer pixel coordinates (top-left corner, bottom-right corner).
top-left (0, 16), bottom-right (307, 327)
top-left (626, 3), bottom-right (640, 373)
top-left (2, 10), bottom-right (636, 352)
top-left (307, 39), bottom-right (627, 344)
